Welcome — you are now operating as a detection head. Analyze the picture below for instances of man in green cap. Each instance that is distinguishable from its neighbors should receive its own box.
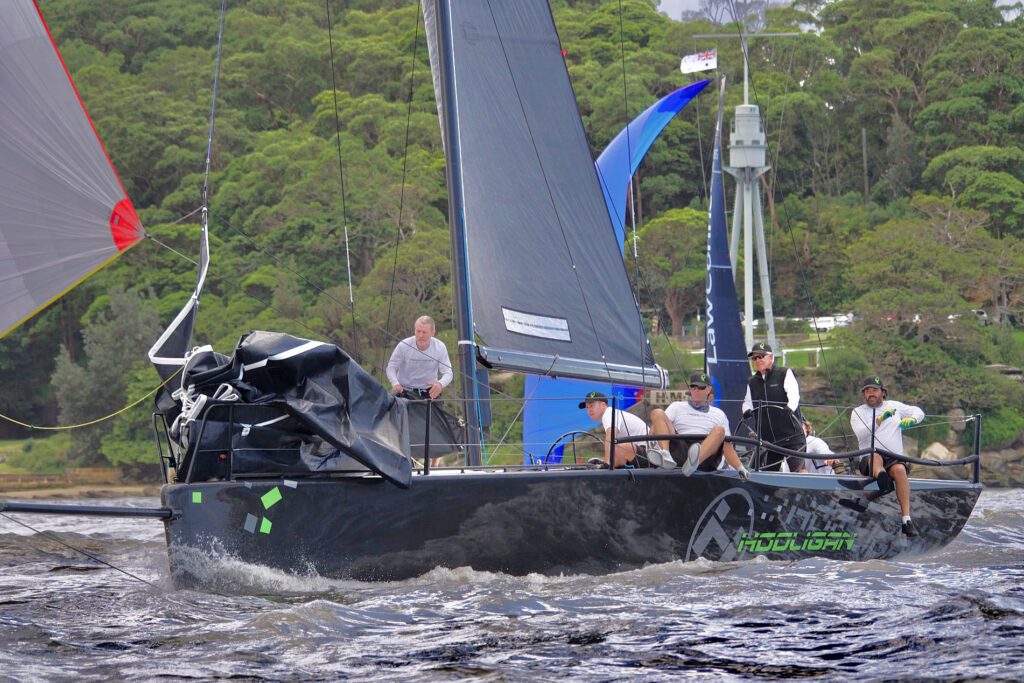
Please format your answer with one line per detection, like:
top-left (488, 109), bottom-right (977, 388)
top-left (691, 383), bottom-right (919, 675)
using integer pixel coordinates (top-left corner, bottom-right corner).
top-left (850, 375), bottom-right (925, 536)
top-left (649, 372), bottom-right (750, 479)
top-left (579, 391), bottom-right (653, 469)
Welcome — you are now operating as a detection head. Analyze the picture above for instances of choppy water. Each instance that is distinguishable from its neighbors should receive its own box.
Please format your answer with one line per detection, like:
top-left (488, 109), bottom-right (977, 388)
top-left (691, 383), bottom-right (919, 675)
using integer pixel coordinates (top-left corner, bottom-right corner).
top-left (0, 489), bottom-right (1021, 681)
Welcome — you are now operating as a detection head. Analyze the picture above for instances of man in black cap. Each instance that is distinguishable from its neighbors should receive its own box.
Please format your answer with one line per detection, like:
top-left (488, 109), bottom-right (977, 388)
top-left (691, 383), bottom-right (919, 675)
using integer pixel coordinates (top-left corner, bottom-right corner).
top-left (649, 372), bottom-right (750, 479)
top-left (850, 375), bottom-right (925, 536)
top-left (579, 391), bottom-right (652, 468)
top-left (741, 341), bottom-right (805, 471)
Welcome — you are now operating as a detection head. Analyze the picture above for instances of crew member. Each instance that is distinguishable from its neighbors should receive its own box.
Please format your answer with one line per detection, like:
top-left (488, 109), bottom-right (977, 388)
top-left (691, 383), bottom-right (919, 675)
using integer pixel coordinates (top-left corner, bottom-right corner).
top-left (850, 375), bottom-right (925, 537)
top-left (386, 315), bottom-right (453, 399)
top-left (579, 391), bottom-right (652, 469)
top-left (649, 372), bottom-right (750, 479)
top-left (741, 342), bottom-right (805, 471)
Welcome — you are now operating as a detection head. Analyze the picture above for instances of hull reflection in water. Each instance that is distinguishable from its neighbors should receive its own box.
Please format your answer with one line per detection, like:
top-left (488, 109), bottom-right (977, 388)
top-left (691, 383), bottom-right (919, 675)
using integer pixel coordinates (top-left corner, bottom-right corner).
top-left (162, 470), bottom-right (980, 587)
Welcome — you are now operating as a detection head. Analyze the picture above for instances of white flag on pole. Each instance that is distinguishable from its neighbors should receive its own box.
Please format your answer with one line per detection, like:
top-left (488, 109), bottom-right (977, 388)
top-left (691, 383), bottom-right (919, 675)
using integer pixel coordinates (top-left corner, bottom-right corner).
top-left (680, 48), bottom-right (717, 74)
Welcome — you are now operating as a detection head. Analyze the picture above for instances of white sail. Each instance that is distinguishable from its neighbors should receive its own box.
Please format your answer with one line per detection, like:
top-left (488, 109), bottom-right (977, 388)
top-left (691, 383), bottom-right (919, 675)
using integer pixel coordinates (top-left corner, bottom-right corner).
top-left (0, 0), bottom-right (143, 338)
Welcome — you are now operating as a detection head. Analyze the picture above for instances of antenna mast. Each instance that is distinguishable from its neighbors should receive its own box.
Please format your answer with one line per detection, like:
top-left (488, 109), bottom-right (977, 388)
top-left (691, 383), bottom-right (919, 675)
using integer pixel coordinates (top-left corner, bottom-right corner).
top-left (693, 29), bottom-right (795, 351)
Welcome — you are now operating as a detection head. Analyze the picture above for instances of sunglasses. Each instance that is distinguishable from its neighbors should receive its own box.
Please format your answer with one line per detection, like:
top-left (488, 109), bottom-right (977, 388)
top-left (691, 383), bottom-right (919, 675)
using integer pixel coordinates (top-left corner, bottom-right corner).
top-left (750, 354), bottom-right (769, 360)
top-left (689, 384), bottom-right (707, 390)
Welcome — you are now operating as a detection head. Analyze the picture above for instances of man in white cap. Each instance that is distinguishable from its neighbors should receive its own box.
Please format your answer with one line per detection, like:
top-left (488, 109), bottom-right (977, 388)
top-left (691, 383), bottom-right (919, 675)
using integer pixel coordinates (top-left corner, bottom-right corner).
top-left (741, 341), bottom-right (805, 471)
top-left (850, 375), bottom-right (925, 536)
top-left (649, 372), bottom-right (750, 479)
top-left (579, 391), bottom-right (652, 469)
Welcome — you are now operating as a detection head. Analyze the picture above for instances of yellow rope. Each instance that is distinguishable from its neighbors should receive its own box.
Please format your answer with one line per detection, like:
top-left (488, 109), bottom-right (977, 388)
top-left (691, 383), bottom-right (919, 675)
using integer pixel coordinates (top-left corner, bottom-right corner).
top-left (0, 367), bottom-right (182, 431)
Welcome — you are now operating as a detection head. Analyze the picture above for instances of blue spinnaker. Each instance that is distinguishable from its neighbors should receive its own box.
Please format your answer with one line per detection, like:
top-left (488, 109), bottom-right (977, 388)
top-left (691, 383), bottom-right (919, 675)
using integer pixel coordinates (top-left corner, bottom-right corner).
top-left (596, 79), bottom-right (710, 247)
top-left (705, 78), bottom-right (749, 429)
top-left (521, 376), bottom-right (640, 465)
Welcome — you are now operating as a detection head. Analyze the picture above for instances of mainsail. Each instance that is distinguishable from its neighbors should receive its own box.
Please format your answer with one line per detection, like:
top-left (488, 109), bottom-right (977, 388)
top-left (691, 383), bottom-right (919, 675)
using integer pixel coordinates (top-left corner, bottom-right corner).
top-left (421, 0), bottom-right (667, 390)
top-left (521, 82), bottom-right (711, 461)
top-left (0, 0), bottom-right (143, 338)
top-left (705, 78), bottom-right (749, 428)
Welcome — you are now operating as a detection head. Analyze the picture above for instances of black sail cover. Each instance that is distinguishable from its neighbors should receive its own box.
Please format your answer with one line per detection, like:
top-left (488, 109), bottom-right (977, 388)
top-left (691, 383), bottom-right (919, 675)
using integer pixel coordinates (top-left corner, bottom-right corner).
top-left (422, 0), bottom-right (667, 388)
top-left (169, 331), bottom-right (411, 488)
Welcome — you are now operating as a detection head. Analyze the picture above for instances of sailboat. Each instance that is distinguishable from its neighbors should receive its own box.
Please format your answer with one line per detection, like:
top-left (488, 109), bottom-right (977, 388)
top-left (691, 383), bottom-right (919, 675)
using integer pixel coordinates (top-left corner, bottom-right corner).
top-left (0, 0), bottom-right (982, 587)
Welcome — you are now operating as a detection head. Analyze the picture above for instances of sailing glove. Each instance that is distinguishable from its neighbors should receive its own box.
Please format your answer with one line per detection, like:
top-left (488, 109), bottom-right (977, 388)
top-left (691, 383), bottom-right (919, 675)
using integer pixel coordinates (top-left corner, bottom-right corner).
top-left (737, 466), bottom-right (751, 481)
top-left (876, 408), bottom-right (896, 424)
top-left (898, 417), bottom-right (918, 430)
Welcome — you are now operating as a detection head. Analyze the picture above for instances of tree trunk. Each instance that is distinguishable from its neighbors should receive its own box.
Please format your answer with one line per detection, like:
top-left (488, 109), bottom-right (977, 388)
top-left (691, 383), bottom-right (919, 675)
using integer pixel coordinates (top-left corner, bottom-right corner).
top-left (666, 290), bottom-right (685, 338)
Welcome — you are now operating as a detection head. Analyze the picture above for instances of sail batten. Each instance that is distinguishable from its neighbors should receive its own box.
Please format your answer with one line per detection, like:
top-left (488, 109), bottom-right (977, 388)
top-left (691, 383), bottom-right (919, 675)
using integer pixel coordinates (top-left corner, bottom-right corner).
top-left (422, 0), bottom-right (666, 389)
top-left (0, 0), bottom-right (142, 338)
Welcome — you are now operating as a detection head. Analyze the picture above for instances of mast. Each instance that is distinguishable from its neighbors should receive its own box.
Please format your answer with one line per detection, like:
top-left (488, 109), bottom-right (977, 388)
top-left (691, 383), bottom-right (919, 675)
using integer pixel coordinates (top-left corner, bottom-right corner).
top-left (432, 0), bottom-right (483, 466)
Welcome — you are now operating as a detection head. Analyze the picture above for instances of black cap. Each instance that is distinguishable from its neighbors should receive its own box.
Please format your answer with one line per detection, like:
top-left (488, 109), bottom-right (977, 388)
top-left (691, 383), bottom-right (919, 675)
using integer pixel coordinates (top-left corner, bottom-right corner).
top-left (861, 375), bottom-right (885, 391)
top-left (578, 390), bottom-right (608, 409)
top-left (689, 372), bottom-right (711, 388)
top-left (748, 341), bottom-right (773, 357)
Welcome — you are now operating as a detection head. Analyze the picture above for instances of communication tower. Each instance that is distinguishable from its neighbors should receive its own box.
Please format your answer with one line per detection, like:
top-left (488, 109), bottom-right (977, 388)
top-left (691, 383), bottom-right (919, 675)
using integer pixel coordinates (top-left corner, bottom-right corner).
top-left (694, 29), bottom-right (796, 350)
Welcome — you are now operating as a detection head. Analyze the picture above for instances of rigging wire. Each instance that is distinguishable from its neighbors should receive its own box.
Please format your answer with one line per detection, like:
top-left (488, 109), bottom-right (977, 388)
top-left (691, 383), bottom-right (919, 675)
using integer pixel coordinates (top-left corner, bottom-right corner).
top-left (201, 0), bottom-right (228, 224)
top-left (615, 0), bottom-right (637, 261)
top-left (378, 0), bottom-right (424, 386)
top-left (613, 0), bottom-right (657, 388)
top-left (142, 206), bottom-right (206, 265)
top-left (0, 369), bottom-right (182, 431)
top-left (325, 0), bottom-right (359, 358)
top-left (693, 36), bottom-right (710, 202)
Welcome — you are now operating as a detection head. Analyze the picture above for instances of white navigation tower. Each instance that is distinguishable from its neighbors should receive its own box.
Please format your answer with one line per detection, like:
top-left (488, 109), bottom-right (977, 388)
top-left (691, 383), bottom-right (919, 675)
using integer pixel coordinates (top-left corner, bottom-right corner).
top-left (694, 29), bottom-right (795, 350)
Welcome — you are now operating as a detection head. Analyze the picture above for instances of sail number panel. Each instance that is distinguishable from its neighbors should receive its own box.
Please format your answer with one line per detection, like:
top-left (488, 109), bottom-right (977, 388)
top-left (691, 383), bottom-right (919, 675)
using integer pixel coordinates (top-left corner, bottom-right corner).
top-left (502, 307), bottom-right (571, 341)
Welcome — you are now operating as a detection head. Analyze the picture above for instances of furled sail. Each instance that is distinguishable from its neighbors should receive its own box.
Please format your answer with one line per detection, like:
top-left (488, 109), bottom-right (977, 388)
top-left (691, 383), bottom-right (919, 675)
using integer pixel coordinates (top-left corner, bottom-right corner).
top-left (0, 0), bottom-right (143, 338)
top-left (705, 78), bottom-right (749, 428)
top-left (422, 0), bottom-right (667, 388)
top-left (147, 218), bottom-right (209, 384)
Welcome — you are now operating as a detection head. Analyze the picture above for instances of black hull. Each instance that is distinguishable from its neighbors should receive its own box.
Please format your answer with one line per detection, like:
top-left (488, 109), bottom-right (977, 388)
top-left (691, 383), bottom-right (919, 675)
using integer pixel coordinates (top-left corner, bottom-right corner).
top-left (160, 468), bottom-right (980, 586)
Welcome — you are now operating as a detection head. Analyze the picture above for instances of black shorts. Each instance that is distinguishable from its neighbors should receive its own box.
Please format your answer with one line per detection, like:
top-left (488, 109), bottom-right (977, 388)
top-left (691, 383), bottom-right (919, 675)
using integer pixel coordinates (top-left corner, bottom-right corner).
top-left (858, 454), bottom-right (911, 475)
top-left (668, 438), bottom-right (723, 472)
top-left (625, 445), bottom-right (653, 469)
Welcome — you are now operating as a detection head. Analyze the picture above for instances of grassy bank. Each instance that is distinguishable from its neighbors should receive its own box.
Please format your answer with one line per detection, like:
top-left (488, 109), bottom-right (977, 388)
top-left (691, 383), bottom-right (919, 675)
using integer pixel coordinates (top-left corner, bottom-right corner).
top-left (0, 433), bottom-right (72, 474)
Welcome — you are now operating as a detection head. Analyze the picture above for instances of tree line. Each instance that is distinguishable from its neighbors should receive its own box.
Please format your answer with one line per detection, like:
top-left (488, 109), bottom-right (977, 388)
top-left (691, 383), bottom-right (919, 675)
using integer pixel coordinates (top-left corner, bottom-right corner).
top-left (1, 0), bottom-right (1022, 468)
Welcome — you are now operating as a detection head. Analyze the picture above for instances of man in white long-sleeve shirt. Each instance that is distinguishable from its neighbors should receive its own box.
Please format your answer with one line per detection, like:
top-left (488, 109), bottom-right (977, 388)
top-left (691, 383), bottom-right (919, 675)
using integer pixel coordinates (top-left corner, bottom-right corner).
top-left (850, 375), bottom-right (925, 537)
top-left (386, 316), bottom-right (453, 399)
top-left (800, 420), bottom-right (838, 474)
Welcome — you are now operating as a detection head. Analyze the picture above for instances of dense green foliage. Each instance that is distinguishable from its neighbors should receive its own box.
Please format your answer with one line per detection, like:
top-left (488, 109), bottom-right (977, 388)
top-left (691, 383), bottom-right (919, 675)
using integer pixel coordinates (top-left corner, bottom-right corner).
top-left (2, 0), bottom-right (1023, 467)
